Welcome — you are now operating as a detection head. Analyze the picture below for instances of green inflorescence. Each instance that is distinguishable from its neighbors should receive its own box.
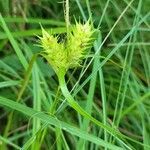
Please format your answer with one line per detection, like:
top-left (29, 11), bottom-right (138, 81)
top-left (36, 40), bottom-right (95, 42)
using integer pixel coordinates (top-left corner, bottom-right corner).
top-left (39, 20), bottom-right (96, 74)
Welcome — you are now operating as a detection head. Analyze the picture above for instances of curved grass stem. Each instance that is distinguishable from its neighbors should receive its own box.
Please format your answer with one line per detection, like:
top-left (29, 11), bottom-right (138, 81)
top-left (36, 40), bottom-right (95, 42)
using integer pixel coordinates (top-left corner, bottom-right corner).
top-left (58, 70), bottom-right (150, 149)
top-left (57, 71), bottom-right (123, 142)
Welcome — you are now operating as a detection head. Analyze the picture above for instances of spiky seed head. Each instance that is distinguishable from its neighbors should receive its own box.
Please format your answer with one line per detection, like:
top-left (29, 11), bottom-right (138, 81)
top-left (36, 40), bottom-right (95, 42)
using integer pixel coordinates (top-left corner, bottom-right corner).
top-left (67, 20), bottom-right (95, 68)
top-left (39, 20), bottom-right (95, 74)
top-left (40, 28), bottom-right (68, 73)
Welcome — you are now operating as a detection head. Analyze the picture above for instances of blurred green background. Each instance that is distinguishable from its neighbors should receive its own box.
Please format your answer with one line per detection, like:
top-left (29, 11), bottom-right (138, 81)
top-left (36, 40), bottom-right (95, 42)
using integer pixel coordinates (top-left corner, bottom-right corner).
top-left (0, 0), bottom-right (150, 150)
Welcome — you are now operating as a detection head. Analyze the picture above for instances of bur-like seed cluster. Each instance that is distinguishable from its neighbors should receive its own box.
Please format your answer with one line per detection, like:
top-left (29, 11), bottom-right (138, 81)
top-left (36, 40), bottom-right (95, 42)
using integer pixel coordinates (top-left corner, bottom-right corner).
top-left (67, 21), bottom-right (94, 68)
top-left (39, 20), bottom-right (95, 74)
top-left (40, 28), bottom-right (68, 72)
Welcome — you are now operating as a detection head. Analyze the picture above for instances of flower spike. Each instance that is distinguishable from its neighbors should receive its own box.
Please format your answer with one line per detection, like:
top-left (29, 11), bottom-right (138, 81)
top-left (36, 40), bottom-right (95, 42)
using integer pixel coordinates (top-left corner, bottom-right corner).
top-left (39, 19), bottom-right (96, 74)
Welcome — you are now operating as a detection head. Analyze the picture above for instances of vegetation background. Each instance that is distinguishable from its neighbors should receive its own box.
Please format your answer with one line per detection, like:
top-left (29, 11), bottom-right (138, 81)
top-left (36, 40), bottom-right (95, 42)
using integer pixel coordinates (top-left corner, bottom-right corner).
top-left (0, 0), bottom-right (150, 149)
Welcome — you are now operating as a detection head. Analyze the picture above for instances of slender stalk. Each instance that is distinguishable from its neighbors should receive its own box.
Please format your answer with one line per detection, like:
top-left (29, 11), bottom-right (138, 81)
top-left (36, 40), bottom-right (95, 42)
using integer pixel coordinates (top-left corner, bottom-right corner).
top-left (58, 72), bottom-right (136, 149)
top-left (57, 71), bottom-right (122, 140)
top-left (65, 0), bottom-right (70, 39)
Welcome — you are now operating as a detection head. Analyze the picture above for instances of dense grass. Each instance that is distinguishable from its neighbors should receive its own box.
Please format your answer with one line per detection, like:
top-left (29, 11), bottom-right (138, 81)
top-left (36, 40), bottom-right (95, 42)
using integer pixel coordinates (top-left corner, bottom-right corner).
top-left (0, 0), bottom-right (150, 149)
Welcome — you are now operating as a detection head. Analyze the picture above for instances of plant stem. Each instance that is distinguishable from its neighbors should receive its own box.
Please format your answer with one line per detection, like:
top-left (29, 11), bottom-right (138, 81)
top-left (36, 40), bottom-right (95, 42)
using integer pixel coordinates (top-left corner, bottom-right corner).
top-left (65, 0), bottom-right (70, 40)
top-left (58, 71), bottom-right (148, 148)
top-left (57, 71), bottom-right (122, 140)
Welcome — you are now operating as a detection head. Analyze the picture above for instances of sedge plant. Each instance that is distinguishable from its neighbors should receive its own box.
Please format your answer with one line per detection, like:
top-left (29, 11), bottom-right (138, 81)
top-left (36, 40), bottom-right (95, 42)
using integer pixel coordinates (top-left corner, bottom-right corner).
top-left (39, 20), bottom-right (97, 118)
top-left (38, 20), bottom-right (123, 140)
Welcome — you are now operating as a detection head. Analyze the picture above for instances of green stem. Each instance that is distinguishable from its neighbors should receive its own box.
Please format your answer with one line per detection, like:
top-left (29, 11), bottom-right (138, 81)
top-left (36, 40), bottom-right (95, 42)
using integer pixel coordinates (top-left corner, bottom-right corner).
top-left (58, 71), bottom-right (145, 148)
top-left (57, 71), bottom-right (122, 141)
top-left (65, 0), bottom-right (70, 40)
